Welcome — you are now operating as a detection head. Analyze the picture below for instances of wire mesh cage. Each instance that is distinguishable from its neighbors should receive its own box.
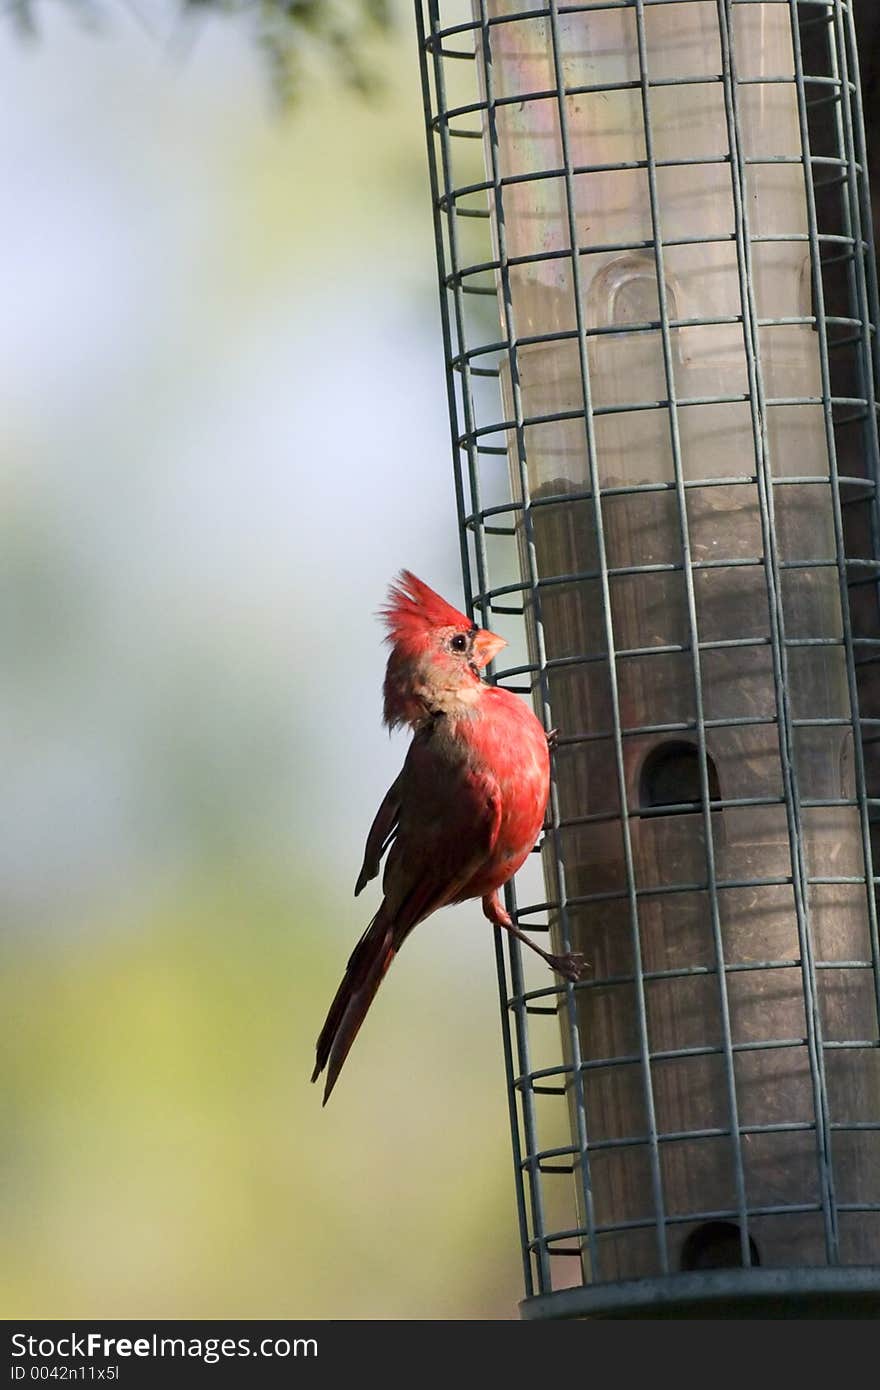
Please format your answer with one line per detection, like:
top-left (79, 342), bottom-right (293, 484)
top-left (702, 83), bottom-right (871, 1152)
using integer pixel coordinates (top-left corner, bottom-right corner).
top-left (415, 0), bottom-right (880, 1316)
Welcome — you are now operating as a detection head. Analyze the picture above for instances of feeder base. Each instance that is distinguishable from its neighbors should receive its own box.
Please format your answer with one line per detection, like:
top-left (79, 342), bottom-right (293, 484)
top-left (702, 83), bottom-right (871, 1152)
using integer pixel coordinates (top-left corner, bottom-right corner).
top-left (520, 1267), bottom-right (880, 1319)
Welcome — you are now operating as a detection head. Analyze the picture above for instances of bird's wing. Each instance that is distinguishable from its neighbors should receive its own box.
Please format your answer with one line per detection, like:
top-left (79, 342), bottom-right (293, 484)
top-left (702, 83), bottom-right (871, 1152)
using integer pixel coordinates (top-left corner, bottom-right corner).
top-left (381, 730), bottom-right (503, 932)
top-left (354, 766), bottom-right (404, 896)
top-left (314, 836), bottom-right (497, 1105)
top-left (314, 723), bottom-right (503, 1104)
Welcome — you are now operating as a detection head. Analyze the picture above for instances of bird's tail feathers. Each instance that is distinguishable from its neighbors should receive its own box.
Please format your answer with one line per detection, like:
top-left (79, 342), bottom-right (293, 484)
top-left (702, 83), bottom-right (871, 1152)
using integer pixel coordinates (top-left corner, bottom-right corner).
top-left (311, 907), bottom-right (397, 1104)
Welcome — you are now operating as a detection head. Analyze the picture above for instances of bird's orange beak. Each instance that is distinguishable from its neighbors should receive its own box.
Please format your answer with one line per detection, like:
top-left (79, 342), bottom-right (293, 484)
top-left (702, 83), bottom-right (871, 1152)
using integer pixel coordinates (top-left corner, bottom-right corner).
top-left (471, 628), bottom-right (507, 669)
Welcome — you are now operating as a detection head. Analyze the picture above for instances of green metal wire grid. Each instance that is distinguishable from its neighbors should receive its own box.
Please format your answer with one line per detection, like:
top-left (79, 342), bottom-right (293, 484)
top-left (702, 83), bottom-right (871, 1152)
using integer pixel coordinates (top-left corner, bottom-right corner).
top-left (416, 0), bottom-right (880, 1316)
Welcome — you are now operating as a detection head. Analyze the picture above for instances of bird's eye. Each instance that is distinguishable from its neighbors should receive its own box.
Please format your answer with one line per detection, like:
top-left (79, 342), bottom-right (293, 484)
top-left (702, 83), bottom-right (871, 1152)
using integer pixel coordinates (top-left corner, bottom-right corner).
top-left (451, 634), bottom-right (468, 652)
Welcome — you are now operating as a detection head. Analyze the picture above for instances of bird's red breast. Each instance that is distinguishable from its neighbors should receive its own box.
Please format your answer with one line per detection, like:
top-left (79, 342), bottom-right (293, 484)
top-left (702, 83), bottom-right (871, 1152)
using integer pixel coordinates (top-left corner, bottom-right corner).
top-left (450, 685), bottom-right (550, 900)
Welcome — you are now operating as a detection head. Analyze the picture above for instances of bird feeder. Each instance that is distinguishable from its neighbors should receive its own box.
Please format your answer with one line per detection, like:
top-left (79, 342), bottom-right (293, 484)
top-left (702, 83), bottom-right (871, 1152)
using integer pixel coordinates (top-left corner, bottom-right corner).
top-left (416, 0), bottom-right (880, 1316)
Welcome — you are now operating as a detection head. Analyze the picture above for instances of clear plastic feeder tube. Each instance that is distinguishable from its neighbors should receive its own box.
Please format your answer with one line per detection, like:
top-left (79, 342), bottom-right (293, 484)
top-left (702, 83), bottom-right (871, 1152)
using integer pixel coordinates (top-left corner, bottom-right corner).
top-left (468, 0), bottom-right (880, 1282)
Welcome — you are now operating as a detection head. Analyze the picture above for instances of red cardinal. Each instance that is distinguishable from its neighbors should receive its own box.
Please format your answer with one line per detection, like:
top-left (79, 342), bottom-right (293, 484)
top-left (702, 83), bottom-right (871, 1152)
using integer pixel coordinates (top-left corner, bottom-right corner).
top-left (312, 570), bottom-right (584, 1103)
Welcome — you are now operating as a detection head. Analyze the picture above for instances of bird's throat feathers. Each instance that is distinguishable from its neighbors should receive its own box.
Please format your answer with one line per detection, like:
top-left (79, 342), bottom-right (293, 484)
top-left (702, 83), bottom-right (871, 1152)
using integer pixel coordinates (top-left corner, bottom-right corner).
top-left (383, 647), bottom-right (483, 730)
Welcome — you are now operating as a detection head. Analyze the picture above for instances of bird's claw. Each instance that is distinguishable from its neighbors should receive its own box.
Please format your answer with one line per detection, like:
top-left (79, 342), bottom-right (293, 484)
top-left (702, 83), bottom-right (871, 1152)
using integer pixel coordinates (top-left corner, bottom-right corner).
top-left (546, 728), bottom-right (559, 752)
top-left (549, 951), bottom-right (587, 983)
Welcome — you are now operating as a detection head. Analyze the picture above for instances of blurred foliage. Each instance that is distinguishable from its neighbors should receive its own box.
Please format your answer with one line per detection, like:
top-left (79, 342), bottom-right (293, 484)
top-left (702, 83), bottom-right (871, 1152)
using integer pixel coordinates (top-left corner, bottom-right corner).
top-left (0, 0), bottom-right (531, 1316)
top-left (2, 868), bottom-right (523, 1318)
top-left (228, 0), bottom-right (392, 105)
top-left (4, 0), bottom-right (394, 104)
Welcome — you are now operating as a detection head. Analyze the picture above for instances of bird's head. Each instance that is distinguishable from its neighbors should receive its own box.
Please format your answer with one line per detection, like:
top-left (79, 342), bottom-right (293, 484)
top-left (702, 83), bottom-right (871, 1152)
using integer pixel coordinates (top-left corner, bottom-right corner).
top-left (380, 570), bottom-right (506, 729)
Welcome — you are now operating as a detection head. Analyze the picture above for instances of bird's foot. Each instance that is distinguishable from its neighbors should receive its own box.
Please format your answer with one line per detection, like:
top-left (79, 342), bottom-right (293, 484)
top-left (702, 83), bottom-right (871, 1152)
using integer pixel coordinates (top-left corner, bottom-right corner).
top-left (548, 951), bottom-right (587, 983)
top-left (546, 727), bottom-right (559, 752)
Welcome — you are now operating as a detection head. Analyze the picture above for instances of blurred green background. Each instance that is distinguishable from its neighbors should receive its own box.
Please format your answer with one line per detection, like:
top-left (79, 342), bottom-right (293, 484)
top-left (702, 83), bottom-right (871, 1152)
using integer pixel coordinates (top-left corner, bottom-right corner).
top-left (0, 0), bottom-right (529, 1318)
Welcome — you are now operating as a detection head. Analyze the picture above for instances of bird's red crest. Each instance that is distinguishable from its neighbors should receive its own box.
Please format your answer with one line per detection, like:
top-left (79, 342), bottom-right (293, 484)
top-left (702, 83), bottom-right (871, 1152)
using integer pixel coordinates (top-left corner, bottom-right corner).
top-left (381, 570), bottom-right (471, 652)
